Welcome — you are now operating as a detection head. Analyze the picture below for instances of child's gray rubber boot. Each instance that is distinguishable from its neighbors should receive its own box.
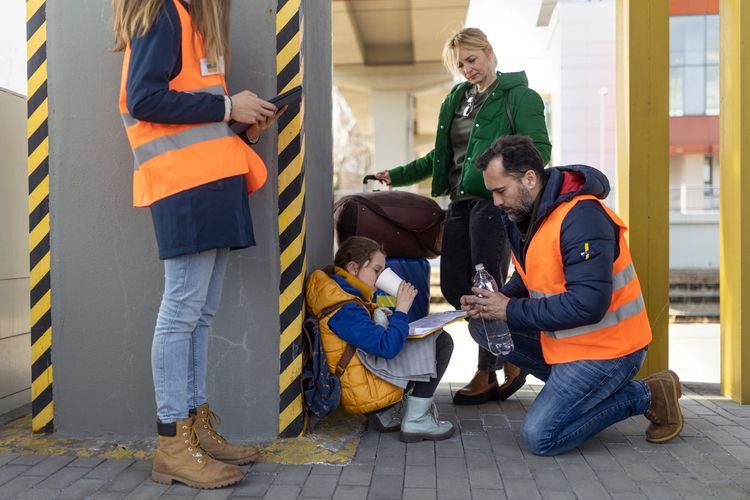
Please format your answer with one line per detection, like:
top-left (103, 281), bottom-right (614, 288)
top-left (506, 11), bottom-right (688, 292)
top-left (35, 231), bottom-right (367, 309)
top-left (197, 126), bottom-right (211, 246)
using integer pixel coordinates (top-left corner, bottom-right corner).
top-left (399, 395), bottom-right (454, 443)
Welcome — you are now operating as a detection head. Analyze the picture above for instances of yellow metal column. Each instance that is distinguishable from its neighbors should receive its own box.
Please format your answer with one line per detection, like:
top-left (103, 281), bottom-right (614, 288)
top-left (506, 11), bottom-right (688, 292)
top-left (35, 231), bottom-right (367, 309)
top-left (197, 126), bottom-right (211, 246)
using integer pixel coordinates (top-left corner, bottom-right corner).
top-left (719, 0), bottom-right (750, 403)
top-left (615, 0), bottom-right (670, 375)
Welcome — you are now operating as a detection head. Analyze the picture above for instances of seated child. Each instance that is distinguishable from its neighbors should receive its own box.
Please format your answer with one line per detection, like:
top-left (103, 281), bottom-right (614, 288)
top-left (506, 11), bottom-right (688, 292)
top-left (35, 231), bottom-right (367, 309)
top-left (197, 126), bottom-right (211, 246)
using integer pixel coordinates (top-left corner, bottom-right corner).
top-left (305, 236), bottom-right (455, 442)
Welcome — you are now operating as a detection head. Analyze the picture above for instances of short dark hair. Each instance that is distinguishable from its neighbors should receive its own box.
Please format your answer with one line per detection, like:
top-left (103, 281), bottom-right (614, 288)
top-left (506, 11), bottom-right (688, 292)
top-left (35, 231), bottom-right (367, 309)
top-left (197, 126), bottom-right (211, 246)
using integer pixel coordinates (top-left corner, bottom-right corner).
top-left (475, 135), bottom-right (544, 178)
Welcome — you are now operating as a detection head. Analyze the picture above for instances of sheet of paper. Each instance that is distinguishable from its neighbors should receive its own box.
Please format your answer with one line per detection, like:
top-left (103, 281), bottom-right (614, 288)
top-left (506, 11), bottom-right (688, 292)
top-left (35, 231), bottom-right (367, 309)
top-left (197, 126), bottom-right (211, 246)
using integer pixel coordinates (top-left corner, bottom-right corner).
top-left (408, 310), bottom-right (467, 337)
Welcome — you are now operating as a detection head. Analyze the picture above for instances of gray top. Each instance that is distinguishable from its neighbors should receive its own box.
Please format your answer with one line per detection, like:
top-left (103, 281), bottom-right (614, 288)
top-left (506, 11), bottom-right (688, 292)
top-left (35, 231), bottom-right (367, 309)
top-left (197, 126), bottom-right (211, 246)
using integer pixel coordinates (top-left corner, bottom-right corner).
top-left (448, 79), bottom-right (499, 201)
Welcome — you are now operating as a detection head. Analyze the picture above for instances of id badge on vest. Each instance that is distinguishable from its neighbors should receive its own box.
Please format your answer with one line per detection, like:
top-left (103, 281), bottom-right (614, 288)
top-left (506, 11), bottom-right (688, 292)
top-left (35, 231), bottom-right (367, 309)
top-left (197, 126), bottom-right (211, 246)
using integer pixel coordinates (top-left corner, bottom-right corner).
top-left (200, 56), bottom-right (225, 76)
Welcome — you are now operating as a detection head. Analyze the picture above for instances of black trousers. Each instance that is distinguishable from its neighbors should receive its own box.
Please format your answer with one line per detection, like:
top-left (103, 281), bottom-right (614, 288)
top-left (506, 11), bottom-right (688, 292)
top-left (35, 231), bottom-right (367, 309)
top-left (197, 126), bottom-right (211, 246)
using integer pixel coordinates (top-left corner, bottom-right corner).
top-left (440, 198), bottom-right (511, 372)
top-left (411, 332), bottom-right (455, 398)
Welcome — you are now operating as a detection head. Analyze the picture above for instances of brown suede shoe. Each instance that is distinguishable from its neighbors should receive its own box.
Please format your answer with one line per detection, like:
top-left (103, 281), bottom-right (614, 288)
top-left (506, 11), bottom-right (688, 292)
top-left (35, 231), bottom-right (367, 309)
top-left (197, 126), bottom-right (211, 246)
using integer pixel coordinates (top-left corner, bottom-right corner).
top-left (152, 416), bottom-right (244, 489)
top-left (194, 404), bottom-right (259, 465)
top-left (453, 370), bottom-right (500, 405)
top-left (644, 370), bottom-right (684, 443)
top-left (497, 362), bottom-right (528, 401)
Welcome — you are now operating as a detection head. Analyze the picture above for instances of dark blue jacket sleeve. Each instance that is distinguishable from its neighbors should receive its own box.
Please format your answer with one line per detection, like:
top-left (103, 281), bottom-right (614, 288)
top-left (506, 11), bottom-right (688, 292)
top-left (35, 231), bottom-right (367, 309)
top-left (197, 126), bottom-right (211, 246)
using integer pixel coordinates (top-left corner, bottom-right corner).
top-left (505, 201), bottom-right (618, 332)
top-left (327, 304), bottom-right (409, 359)
top-left (500, 271), bottom-right (528, 298)
top-left (126, 1), bottom-right (225, 124)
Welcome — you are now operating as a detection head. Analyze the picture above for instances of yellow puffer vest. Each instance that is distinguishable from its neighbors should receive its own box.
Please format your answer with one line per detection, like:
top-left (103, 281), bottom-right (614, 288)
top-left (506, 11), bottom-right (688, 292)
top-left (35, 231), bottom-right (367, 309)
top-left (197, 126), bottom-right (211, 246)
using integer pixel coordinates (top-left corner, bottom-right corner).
top-left (305, 268), bottom-right (404, 414)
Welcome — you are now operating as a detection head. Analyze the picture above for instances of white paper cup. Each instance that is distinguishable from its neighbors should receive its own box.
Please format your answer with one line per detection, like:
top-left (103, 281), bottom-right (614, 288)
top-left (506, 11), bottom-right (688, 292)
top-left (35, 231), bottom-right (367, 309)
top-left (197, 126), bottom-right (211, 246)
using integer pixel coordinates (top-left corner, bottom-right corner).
top-left (375, 268), bottom-right (403, 296)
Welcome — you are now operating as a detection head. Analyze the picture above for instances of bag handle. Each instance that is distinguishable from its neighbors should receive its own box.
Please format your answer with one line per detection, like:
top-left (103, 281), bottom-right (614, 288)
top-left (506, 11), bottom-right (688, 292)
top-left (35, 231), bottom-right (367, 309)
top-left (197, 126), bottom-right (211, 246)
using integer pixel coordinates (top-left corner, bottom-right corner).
top-left (506, 91), bottom-right (517, 135)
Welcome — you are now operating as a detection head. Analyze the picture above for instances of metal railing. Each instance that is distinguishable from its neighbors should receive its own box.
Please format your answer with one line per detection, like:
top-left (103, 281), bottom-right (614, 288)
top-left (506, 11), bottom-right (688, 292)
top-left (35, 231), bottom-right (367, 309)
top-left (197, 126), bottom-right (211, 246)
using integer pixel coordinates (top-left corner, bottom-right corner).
top-left (669, 185), bottom-right (720, 214)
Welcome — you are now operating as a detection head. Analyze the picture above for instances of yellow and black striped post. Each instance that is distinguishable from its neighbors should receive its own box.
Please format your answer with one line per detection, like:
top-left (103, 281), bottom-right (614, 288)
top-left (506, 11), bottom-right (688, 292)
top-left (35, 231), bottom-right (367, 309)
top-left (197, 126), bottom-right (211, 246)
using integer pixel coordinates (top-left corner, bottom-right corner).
top-left (276, 0), bottom-right (306, 437)
top-left (26, 0), bottom-right (53, 433)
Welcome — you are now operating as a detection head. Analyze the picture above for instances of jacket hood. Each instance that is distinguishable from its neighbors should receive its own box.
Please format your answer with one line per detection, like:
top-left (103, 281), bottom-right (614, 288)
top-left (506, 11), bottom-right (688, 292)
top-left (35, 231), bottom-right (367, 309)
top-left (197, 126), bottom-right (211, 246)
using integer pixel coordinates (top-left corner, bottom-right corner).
top-left (536, 165), bottom-right (610, 220)
top-left (305, 268), bottom-right (372, 318)
top-left (496, 71), bottom-right (529, 91)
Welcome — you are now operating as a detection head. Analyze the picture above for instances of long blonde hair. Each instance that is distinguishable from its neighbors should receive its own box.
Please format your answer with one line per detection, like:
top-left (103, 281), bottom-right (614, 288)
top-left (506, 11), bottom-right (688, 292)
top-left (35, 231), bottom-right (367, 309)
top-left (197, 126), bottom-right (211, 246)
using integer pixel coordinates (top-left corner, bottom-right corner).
top-left (112, 0), bottom-right (231, 68)
top-left (442, 27), bottom-right (497, 74)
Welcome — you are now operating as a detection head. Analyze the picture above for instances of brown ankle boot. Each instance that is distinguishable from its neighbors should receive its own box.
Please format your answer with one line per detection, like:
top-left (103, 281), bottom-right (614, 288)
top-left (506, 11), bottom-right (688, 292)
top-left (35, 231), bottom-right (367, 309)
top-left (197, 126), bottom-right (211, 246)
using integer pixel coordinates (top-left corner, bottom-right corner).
top-left (151, 416), bottom-right (244, 489)
top-left (643, 370), bottom-right (684, 443)
top-left (497, 362), bottom-right (528, 401)
top-left (194, 404), bottom-right (259, 465)
top-left (453, 370), bottom-right (500, 405)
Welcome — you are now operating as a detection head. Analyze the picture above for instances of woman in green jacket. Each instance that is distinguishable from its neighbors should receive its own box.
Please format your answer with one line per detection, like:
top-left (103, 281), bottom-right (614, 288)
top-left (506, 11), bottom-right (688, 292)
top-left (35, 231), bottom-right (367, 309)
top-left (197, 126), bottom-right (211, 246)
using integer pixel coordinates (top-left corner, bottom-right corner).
top-left (375, 27), bottom-right (551, 406)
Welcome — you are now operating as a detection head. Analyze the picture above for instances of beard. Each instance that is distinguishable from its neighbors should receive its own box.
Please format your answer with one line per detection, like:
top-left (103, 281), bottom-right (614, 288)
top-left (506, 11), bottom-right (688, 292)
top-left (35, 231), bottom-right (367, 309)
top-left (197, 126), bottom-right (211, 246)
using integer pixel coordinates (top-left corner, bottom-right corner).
top-left (505, 184), bottom-right (535, 223)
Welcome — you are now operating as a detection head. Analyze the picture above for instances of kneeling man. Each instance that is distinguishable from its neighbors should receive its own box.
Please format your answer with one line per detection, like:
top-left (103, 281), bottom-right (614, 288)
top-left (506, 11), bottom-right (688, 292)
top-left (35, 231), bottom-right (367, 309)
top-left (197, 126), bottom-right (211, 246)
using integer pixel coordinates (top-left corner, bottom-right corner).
top-left (461, 135), bottom-right (683, 456)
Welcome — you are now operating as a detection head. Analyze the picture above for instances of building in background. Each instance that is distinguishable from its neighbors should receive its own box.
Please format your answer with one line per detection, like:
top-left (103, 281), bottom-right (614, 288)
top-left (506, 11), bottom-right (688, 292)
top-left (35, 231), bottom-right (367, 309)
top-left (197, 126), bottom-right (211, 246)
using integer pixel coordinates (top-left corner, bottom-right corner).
top-left (668, 0), bottom-right (719, 269)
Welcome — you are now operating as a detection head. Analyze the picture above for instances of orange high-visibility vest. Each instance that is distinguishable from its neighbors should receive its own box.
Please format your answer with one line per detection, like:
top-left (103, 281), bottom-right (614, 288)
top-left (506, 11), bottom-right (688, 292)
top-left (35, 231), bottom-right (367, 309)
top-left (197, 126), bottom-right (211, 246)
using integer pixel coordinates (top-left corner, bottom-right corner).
top-left (511, 194), bottom-right (652, 364)
top-left (118, 0), bottom-right (267, 208)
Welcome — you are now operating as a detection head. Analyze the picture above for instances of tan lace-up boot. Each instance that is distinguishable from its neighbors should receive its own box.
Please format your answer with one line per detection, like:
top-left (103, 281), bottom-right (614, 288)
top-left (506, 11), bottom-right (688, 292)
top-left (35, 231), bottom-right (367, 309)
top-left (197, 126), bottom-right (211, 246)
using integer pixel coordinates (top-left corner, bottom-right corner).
top-left (151, 416), bottom-right (244, 489)
top-left (194, 404), bottom-right (259, 465)
top-left (644, 370), bottom-right (684, 443)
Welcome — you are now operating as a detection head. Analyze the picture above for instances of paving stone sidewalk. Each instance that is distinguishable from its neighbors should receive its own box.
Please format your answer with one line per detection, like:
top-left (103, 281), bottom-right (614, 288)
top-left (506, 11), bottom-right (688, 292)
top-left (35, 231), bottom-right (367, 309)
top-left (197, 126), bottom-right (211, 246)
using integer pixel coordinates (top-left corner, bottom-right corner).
top-left (1, 382), bottom-right (749, 500)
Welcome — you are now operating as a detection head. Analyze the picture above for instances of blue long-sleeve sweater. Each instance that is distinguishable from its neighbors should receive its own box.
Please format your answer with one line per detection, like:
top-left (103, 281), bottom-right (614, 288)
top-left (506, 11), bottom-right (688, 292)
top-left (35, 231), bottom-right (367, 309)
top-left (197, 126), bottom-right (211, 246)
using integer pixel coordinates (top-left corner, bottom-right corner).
top-left (327, 275), bottom-right (410, 360)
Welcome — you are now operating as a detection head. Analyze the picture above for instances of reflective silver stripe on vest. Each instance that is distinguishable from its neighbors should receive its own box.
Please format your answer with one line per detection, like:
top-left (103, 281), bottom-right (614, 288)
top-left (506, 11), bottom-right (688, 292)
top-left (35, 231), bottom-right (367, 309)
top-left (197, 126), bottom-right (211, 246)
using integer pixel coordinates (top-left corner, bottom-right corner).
top-left (120, 84), bottom-right (225, 129)
top-left (132, 122), bottom-right (234, 168)
top-left (544, 295), bottom-right (646, 339)
top-left (528, 263), bottom-right (637, 299)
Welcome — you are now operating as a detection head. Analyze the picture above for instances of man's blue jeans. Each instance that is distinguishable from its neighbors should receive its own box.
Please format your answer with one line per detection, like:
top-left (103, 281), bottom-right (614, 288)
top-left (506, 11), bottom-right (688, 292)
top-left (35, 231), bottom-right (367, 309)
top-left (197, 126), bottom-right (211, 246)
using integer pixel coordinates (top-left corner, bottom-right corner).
top-left (152, 248), bottom-right (229, 423)
top-left (469, 322), bottom-right (651, 456)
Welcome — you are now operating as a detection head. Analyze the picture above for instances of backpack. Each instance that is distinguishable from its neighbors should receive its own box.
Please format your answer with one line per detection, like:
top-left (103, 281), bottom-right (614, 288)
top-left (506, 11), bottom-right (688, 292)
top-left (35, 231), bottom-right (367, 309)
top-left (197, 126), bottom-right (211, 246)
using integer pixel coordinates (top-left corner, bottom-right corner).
top-left (300, 315), bottom-right (356, 432)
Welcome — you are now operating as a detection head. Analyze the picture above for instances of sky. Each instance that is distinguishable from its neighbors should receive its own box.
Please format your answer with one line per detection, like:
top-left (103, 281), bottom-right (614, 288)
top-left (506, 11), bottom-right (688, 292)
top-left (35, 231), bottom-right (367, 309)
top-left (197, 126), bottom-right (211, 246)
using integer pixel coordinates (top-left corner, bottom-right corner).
top-left (0, 0), bottom-right (26, 95)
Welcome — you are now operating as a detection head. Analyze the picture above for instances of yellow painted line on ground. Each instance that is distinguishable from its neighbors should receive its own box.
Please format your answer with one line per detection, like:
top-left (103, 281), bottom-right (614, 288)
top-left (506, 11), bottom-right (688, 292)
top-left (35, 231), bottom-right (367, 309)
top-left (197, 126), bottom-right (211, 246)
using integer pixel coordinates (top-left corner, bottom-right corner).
top-left (278, 112), bottom-right (302, 155)
top-left (275, 0), bottom-right (301, 33)
top-left (1, 411), bottom-right (361, 465)
top-left (27, 61), bottom-right (47, 99)
top-left (31, 328), bottom-right (52, 365)
top-left (30, 290), bottom-right (50, 325)
top-left (28, 213), bottom-right (49, 250)
top-left (276, 33), bottom-right (301, 75)
top-left (278, 152), bottom-right (302, 194)
top-left (27, 98), bottom-right (48, 138)
top-left (27, 21), bottom-right (46, 61)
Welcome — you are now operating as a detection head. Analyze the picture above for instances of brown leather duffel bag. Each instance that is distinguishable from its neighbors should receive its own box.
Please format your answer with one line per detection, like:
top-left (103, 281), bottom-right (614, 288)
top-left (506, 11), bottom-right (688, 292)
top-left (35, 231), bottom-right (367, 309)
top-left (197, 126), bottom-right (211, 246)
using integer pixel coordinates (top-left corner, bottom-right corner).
top-left (334, 184), bottom-right (445, 259)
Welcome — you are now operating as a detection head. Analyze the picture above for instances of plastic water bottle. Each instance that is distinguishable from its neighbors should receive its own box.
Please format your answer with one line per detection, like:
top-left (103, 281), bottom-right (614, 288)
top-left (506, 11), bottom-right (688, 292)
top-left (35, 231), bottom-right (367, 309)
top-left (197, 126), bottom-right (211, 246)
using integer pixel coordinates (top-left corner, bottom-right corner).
top-left (472, 264), bottom-right (514, 356)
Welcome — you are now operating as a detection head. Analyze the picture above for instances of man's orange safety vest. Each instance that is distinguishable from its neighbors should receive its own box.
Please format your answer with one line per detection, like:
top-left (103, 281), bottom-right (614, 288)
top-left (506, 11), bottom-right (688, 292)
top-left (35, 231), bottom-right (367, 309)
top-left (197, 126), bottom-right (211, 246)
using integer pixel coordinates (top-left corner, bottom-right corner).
top-left (511, 194), bottom-right (652, 364)
top-left (118, 0), bottom-right (267, 208)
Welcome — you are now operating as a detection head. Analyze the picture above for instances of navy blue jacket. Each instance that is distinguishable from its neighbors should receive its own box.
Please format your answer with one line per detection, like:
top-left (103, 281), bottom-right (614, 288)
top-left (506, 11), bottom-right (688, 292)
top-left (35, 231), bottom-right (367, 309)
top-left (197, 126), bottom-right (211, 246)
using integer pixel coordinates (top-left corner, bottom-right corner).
top-left (501, 166), bottom-right (620, 333)
top-left (327, 275), bottom-right (410, 360)
top-left (126, 0), bottom-right (254, 260)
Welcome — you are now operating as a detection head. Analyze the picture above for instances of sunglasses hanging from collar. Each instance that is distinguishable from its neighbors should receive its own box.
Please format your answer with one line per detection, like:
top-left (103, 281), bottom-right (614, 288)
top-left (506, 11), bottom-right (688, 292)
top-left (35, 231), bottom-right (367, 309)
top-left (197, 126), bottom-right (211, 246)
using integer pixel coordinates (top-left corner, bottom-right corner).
top-left (461, 85), bottom-right (479, 117)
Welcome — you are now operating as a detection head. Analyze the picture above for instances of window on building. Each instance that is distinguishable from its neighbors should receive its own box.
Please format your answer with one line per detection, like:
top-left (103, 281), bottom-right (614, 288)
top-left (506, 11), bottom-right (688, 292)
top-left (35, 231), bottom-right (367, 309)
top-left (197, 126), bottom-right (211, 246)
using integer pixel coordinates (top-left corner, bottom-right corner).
top-left (670, 14), bottom-right (719, 116)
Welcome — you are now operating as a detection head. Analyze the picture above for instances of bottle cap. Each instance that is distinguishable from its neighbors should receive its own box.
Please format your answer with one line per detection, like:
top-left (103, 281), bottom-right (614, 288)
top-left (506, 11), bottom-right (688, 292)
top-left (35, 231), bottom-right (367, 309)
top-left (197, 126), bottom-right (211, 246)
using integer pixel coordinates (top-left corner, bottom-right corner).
top-left (475, 263), bottom-right (485, 271)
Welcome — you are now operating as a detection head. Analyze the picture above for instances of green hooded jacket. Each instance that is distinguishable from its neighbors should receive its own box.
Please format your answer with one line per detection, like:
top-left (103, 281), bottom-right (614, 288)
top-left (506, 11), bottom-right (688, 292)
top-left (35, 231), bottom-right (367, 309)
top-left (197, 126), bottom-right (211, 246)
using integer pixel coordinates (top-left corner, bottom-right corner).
top-left (387, 71), bottom-right (551, 198)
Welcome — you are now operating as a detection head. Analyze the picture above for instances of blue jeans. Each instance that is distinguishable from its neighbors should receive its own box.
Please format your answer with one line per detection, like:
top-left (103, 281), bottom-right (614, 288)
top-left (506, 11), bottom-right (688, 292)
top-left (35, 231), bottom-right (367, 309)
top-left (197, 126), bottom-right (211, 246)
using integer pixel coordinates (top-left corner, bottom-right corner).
top-left (152, 248), bottom-right (229, 423)
top-left (469, 323), bottom-right (651, 456)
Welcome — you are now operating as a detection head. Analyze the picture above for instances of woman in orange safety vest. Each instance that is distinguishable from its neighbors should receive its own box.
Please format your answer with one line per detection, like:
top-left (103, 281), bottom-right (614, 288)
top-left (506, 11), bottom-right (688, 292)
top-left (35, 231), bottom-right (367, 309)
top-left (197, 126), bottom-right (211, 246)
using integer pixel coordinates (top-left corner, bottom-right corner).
top-left (113, 0), bottom-right (283, 489)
